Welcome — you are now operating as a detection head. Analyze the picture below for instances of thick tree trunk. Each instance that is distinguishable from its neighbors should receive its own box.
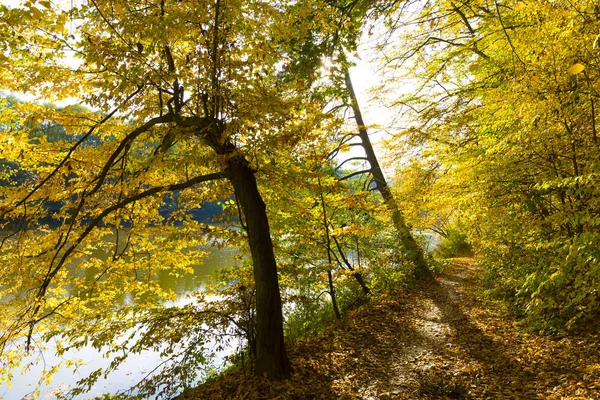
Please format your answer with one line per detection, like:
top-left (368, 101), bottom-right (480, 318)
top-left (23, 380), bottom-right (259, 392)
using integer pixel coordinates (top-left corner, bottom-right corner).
top-left (225, 155), bottom-right (291, 380)
top-left (344, 69), bottom-right (432, 279)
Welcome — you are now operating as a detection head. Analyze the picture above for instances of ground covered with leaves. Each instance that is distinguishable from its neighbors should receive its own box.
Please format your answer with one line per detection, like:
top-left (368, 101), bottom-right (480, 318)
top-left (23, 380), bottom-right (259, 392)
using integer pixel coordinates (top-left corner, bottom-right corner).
top-left (176, 259), bottom-right (600, 399)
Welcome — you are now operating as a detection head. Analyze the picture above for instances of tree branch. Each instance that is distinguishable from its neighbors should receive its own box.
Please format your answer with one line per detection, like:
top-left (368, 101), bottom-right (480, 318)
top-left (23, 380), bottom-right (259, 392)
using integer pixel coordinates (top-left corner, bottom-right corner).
top-left (339, 169), bottom-right (372, 181)
top-left (26, 171), bottom-right (226, 349)
top-left (335, 157), bottom-right (369, 172)
top-left (2, 85), bottom-right (144, 219)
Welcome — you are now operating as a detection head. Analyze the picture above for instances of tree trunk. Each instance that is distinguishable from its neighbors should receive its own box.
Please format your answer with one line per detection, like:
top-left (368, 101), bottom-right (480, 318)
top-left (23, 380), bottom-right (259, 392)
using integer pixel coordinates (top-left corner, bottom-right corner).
top-left (352, 271), bottom-right (371, 295)
top-left (327, 270), bottom-right (341, 319)
top-left (332, 235), bottom-right (372, 294)
top-left (225, 155), bottom-right (291, 380)
top-left (318, 175), bottom-right (344, 317)
top-left (344, 69), bottom-right (431, 279)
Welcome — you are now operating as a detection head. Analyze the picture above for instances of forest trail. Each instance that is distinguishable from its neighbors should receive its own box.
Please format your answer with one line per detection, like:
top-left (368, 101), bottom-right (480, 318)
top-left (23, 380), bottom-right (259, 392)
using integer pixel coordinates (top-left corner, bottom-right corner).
top-left (320, 258), bottom-right (600, 399)
top-left (178, 259), bottom-right (600, 399)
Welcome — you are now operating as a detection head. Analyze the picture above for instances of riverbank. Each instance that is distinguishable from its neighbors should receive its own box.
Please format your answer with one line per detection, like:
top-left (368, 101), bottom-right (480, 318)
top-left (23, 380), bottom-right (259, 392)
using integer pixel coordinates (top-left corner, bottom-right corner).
top-left (175, 258), bottom-right (600, 399)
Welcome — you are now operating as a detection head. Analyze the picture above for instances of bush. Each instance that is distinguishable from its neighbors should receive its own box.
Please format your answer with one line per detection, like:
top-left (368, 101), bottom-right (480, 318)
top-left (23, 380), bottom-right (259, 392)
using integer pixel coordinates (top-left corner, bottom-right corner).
top-left (435, 229), bottom-right (472, 258)
top-left (481, 234), bottom-right (600, 332)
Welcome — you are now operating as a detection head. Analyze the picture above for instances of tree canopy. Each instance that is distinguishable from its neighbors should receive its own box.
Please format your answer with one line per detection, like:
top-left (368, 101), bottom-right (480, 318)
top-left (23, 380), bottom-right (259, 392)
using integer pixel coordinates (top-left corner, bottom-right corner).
top-left (0, 0), bottom-right (422, 397)
top-left (2, 0), bottom-right (599, 398)
top-left (376, 0), bottom-right (600, 329)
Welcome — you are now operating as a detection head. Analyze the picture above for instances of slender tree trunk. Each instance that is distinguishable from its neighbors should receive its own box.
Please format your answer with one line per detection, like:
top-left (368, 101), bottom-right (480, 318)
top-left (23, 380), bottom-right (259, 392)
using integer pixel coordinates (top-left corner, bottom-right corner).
top-left (344, 69), bottom-right (431, 279)
top-left (352, 271), bottom-right (371, 295)
top-left (327, 270), bottom-right (341, 319)
top-left (318, 176), bottom-right (342, 319)
top-left (332, 235), bottom-right (372, 294)
top-left (225, 155), bottom-right (291, 380)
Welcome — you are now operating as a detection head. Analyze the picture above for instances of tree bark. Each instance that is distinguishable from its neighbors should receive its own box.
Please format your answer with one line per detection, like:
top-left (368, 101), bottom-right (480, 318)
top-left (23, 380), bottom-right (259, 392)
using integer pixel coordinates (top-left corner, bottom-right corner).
top-left (344, 69), bottom-right (432, 279)
top-left (224, 155), bottom-right (291, 380)
top-left (327, 270), bottom-right (341, 319)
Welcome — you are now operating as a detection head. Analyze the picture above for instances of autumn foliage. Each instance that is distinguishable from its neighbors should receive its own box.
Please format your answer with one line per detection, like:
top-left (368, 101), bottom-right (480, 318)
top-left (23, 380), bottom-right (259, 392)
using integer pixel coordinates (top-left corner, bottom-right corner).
top-left (381, 0), bottom-right (600, 330)
top-left (1, 0), bottom-right (599, 398)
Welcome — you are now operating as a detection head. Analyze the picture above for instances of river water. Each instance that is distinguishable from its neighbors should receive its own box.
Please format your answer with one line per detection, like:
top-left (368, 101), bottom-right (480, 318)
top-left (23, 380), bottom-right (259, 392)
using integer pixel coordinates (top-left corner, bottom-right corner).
top-left (1, 245), bottom-right (240, 400)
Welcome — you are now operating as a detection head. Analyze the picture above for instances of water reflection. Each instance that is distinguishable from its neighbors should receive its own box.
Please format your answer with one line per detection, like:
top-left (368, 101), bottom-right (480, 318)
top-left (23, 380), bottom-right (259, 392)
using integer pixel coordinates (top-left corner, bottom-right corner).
top-left (156, 246), bottom-right (239, 295)
top-left (1, 245), bottom-right (240, 400)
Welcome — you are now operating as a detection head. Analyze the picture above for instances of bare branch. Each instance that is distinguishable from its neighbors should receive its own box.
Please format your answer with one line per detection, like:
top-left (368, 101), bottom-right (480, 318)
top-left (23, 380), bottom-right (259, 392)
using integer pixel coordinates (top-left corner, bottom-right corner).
top-left (339, 169), bottom-right (371, 181)
top-left (335, 157), bottom-right (369, 172)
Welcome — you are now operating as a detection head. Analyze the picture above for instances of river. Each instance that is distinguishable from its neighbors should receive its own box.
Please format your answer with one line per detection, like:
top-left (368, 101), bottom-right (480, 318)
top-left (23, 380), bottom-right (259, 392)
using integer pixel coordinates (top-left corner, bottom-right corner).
top-left (1, 245), bottom-right (240, 400)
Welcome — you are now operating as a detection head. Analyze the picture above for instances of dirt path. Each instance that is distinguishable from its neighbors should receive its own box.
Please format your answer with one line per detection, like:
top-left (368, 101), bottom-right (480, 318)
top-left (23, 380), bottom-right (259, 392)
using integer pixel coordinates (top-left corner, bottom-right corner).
top-left (323, 259), bottom-right (600, 399)
top-left (178, 259), bottom-right (600, 399)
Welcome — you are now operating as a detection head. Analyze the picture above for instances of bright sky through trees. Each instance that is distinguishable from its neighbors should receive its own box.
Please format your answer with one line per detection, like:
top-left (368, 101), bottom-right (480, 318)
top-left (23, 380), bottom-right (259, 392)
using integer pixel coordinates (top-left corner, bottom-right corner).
top-left (2, 1), bottom-right (598, 399)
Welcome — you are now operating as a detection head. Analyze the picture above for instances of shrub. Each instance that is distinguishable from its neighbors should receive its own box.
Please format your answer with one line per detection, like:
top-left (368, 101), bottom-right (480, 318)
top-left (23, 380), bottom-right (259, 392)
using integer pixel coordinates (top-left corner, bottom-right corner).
top-left (435, 229), bottom-right (472, 258)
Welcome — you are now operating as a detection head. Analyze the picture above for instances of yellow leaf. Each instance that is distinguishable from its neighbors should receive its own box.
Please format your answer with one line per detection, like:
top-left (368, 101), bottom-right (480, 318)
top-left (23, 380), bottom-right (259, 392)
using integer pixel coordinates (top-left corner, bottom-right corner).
top-left (114, 2), bottom-right (125, 15)
top-left (29, 6), bottom-right (43, 20)
top-left (567, 63), bottom-right (585, 75)
top-left (514, 2), bottom-right (525, 11)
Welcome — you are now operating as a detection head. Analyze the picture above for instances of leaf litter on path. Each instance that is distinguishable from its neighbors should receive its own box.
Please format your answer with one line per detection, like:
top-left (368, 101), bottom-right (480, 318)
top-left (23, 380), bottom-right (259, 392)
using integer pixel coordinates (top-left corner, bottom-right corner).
top-left (177, 258), bottom-right (600, 399)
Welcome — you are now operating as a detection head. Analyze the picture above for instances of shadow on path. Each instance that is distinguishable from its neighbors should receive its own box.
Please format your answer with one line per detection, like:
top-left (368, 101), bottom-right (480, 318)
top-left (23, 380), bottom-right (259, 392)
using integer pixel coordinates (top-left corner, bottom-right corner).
top-left (415, 261), bottom-right (540, 398)
top-left (178, 259), bottom-right (600, 400)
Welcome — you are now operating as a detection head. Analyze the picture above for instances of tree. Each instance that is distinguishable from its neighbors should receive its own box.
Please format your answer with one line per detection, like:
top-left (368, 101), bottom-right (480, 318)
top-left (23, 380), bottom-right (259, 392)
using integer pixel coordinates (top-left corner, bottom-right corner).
top-left (372, 0), bottom-right (600, 328)
top-left (251, 140), bottom-right (401, 336)
top-left (0, 0), bottom-right (449, 396)
top-left (0, 0), bottom-right (349, 392)
top-left (343, 66), bottom-right (431, 278)
top-left (294, 0), bottom-right (433, 279)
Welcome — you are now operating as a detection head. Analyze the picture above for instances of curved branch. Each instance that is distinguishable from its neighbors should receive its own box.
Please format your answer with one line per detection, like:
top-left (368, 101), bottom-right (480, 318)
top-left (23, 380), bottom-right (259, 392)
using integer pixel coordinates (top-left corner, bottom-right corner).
top-left (42, 113), bottom-right (182, 274)
top-left (335, 157), bottom-right (369, 172)
top-left (89, 113), bottom-right (176, 197)
top-left (3, 85), bottom-right (144, 218)
top-left (326, 133), bottom-right (360, 160)
top-left (339, 169), bottom-right (372, 181)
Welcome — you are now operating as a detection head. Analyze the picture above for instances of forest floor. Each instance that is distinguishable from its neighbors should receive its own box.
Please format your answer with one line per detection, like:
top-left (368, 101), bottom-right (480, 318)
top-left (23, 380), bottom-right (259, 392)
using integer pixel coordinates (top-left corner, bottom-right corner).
top-left (177, 258), bottom-right (600, 399)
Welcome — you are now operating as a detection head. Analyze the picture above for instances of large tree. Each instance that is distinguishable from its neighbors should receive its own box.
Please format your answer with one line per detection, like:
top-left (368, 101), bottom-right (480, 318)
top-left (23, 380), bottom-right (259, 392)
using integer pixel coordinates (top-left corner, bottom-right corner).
top-left (343, 66), bottom-right (431, 278)
top-left (0, 0), bottom-right (345, 392)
